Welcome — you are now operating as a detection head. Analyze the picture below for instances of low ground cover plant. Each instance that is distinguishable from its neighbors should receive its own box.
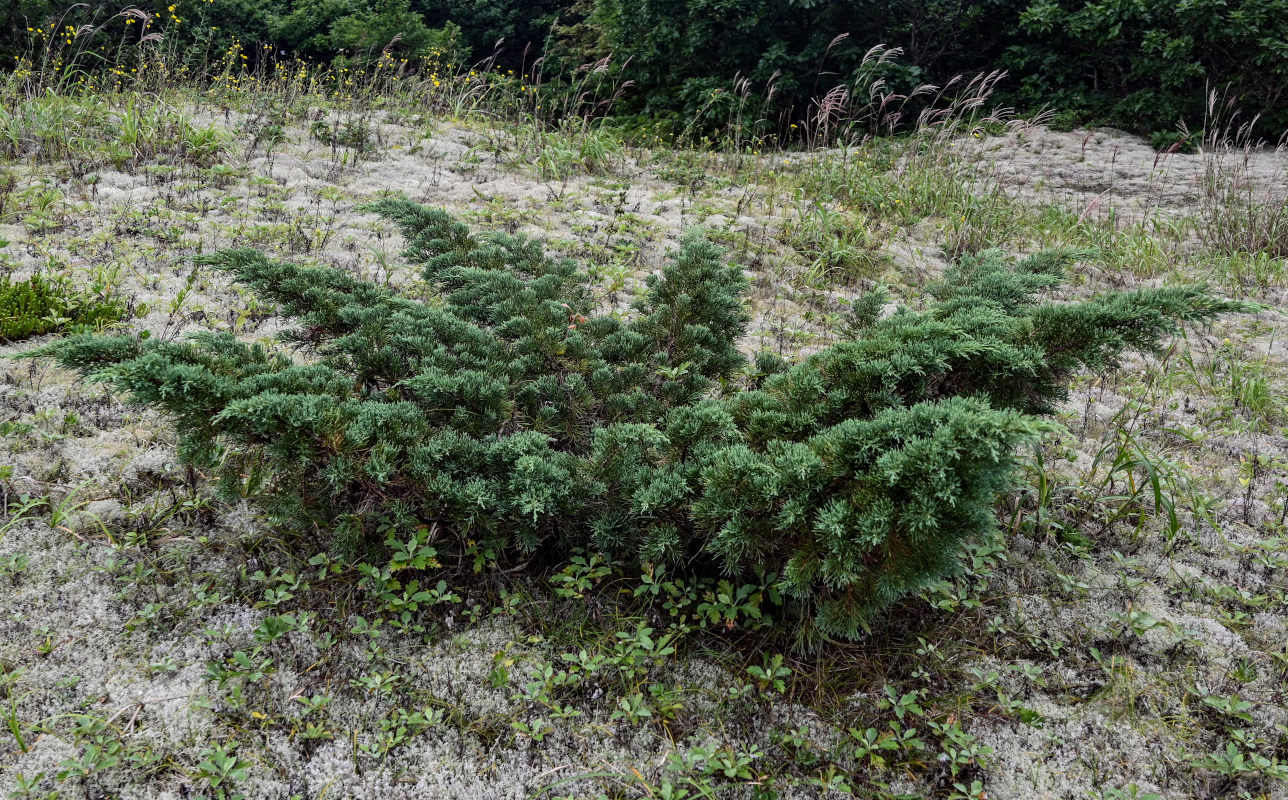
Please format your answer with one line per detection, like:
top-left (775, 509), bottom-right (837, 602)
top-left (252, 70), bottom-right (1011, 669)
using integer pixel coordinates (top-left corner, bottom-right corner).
top-left (0, 272), bottom-right (125, 342)
top-left (31, 200), bottom-right (1241, 641)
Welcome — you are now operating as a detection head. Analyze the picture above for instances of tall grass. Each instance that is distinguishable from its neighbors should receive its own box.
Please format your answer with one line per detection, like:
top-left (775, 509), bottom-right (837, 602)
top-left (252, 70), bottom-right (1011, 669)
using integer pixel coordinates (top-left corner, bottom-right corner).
top-left (1199, 91), bottom-right (1288, 258)
top-left (0, 92), bottom-right (228, 174)
top-left (780, 51), bottom-right (1034, 268)
top-left (8, 3), bottom-right (1282, 310)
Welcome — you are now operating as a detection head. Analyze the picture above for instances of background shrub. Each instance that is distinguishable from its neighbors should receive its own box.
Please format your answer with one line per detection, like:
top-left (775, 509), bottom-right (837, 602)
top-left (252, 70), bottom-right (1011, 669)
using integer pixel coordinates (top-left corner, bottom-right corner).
top-left (1002, 0), bottom-right (1288, 134)
top-left (269, 0), bottom-right (462, 63)
top-left (5, 0), bottom-right (1286, 135)
top-left (33, 202), bottom-right (1240, 640)
top-left (558, 0), bottom-right (1288, 136)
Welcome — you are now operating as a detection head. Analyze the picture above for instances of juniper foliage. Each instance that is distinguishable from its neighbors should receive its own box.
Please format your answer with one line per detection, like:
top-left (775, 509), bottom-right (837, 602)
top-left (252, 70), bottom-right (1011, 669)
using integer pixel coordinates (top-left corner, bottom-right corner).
top-left (32, 202), bottom-right (1239, 639)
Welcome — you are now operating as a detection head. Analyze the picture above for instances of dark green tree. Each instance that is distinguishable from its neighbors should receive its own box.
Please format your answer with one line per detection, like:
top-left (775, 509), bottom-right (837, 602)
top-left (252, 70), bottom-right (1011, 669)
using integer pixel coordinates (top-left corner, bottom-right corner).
top-left (266, 0), bottom-right (459, 61)
top-left (412, 0), bottom-right (567, 67)
top-left (1004, 0), bottom-right (1288, 133)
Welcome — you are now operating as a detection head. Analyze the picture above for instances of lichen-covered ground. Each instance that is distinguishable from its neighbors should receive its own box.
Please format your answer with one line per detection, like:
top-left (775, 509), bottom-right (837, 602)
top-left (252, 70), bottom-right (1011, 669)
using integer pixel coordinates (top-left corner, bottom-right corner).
top-left (1, 95), bottom-right (1286, 799)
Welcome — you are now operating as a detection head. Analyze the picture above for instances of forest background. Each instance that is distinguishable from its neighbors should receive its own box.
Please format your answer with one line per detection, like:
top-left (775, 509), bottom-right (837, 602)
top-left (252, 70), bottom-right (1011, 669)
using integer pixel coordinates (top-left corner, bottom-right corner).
top-left (4, 0), bottom-right (1287, 144)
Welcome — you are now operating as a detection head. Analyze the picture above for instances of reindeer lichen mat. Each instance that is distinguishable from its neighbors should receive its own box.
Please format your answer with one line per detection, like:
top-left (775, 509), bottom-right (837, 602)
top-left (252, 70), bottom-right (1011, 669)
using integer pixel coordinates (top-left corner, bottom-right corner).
top-left (29, 199), bottom-right (1244, 641)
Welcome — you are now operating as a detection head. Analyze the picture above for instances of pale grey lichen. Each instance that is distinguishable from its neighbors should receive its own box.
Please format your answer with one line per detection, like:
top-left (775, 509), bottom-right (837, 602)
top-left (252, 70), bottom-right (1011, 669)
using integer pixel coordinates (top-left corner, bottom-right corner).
top-left (1, 109), bottom-right (1286, 800)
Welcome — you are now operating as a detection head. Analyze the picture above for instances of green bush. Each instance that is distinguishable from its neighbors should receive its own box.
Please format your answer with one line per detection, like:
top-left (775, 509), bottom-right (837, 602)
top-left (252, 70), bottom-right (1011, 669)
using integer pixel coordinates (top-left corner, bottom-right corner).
top-left (0, 273), bottom-right (125, 342)
top-left (411, 0), bottom-right (567, 67)
top-left (7, 1), bottom-right (1285, 136)
top-left (1003, 0), bottom-right (1288, 133)
top-left (573, 0), bottom-right (1288, 137)
top-left (32, 202), bottom-right (1239, 639)
top-left (269, 0), bottom-right (462, 63)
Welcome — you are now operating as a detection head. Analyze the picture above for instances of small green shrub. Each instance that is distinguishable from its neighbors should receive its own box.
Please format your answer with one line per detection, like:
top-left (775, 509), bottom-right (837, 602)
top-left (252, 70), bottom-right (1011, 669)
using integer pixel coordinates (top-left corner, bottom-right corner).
top-left (0, 274), bottom-right (125, 342)
top-left (781, 203), bottom-right (883, 284)
top-left (32, 201), bottom-right (1240, 640)
top-left (309, 118), bottom-right (377, 154)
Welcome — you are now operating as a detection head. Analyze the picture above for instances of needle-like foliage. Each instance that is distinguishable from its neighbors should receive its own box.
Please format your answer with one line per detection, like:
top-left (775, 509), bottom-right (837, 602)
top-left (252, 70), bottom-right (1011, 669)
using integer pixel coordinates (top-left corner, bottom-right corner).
top-left (29, 201), bottom-right (1241, 639)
